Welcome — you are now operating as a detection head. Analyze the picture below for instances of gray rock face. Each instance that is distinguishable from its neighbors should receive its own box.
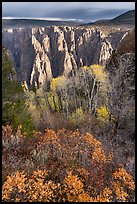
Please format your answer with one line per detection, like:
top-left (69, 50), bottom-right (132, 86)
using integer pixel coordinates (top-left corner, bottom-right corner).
top-left (105, 30), bottom-right (135, 174)
top-left (2, 26), bottom-right (128, 88)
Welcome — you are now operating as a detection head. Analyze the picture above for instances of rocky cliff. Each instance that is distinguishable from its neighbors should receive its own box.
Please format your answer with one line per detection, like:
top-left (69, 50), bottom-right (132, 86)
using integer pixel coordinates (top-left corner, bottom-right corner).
top-left (105, 30), bottom-right (135, 173)
top-left (2, 26), bottom-right (128, 88)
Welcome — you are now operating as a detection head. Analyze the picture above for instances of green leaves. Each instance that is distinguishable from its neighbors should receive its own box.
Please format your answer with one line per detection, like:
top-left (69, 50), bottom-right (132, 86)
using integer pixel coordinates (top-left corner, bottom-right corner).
top-left (2, 48), bottom-right (34, 137)
top-left (69, 108), bottom-right (85, 127)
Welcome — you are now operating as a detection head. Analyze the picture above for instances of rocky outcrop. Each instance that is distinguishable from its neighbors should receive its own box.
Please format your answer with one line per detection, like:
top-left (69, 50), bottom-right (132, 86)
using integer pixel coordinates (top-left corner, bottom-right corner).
top-left (106, 29), bottom-right (135, 136)
top-left (105, 30), bottom-right (135, 173)
top-left (2, 26), bottom-right (128, 88)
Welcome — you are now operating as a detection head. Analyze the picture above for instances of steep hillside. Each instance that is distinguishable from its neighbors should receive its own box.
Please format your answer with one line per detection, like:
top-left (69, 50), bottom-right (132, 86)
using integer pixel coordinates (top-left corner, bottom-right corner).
top-left (110, 10), bottom-right (135, 25)
top-left (105, 29), bottom-right (135, 172)
top-left (117, 29), bottom-right (135, 54)
top-left (84, 10), bottom-right (135, 27)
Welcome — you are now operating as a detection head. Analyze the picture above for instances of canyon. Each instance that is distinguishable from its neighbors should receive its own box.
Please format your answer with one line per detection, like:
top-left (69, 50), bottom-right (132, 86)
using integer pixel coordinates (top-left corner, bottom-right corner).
top-left (2, 4), bottom-right (135, 202)
top-left (2, 26), bottom-right (128, 89)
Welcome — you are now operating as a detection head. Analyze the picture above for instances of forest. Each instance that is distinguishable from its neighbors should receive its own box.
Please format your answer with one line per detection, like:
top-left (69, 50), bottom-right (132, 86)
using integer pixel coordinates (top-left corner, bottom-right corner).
top-left (2, 47), bottom-right (135, 202)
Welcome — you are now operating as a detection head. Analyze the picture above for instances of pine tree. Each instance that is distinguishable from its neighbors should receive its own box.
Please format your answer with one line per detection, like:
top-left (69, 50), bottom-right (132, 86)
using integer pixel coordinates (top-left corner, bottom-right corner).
top-left (2, 47), bottom-right (34, 137)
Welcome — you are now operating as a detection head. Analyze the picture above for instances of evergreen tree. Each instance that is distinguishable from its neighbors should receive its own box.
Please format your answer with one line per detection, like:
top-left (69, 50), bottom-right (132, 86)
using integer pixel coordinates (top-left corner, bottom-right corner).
top-left (2, 48), bottom-right (34, 137)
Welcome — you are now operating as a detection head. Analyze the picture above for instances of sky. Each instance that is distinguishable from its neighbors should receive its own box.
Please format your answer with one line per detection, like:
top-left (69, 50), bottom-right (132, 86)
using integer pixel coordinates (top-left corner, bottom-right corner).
top-left (2, 2), bottom-right (135, 22)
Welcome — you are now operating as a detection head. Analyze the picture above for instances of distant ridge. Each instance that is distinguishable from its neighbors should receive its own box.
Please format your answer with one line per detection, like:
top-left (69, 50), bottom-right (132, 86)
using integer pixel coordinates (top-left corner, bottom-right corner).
top-left (2, 18), bottom-right (81, 29)
top-left (82, 10), bottom-right (135, 26)
top-left (110, 10), bottom-right (135, 24)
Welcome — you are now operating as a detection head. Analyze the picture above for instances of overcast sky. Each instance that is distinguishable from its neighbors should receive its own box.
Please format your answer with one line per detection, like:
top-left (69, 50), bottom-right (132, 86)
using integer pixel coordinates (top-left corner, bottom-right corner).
top-left (2, 2), bottom-right (135, 22)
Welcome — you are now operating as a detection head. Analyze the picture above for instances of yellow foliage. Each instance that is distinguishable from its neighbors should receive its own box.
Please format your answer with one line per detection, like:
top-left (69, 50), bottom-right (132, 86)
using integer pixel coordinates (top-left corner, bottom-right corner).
top-left (83, 64), bottom-right (107, 83)
top-left (95, 187), bottom-right (113, 202)
top-left (64, 171), bottom-right (84, 192)
top-left (85, 132), bottom-right (102, 147)
top-left (2, 170), bottom-right (56, 202)
top-left (32, 170), bottom-right (48, 179)
top-left (64, 171), bottom-right (84, 202)
top-left (113, 181), bottom-right (128, 202)
top-left (91, 64), bottom-right (106, 82)
top-left (2, 165), bottom-right (135, 202)
top-left (47, 92), bottom-right (60, 111)
top-left (2, 171), bottom-right (27, 201)
top-left (96, 105), bottom-right (110, 125)
top-left (2, 127), bottom-right (135, 202)
top-left (92, 147), bottom-right (107, 163)
top-left (85, 132), bottom-right (113, 164)
top-left (77, 192), bottom-right (93, 202)
top-left (50, 76), bottom-right (66, 92)
top-left (113, 167), bottom-right (135, 190)
top-left (82, 64), bottom-right (109, 106)
top-left (69, 107), bottom-right (85, 126)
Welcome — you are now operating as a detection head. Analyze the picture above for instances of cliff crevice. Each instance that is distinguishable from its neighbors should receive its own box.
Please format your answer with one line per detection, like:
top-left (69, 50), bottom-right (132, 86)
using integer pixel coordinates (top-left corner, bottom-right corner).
top-left (2, 26), bottom-right (127, 88)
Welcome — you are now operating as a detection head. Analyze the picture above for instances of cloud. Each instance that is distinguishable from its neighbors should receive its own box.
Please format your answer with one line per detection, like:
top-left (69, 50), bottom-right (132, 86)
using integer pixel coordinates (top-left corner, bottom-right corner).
top-left (46, 7), bottom-right (129, 21)
top-left (2, 2), bottom-right (135, 22)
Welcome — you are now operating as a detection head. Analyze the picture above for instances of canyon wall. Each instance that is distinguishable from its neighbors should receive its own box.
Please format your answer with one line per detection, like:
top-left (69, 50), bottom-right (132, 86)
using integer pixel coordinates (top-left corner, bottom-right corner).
top-left (105, 29), bottom-right (135, 173)
top-left (2, 26), bottom-right (127, 88)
